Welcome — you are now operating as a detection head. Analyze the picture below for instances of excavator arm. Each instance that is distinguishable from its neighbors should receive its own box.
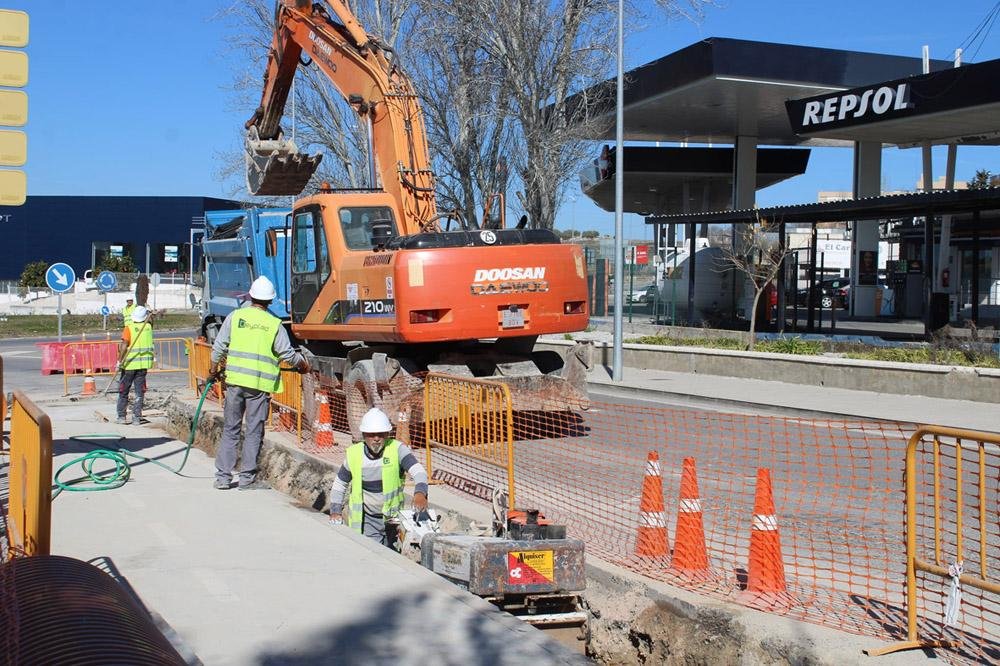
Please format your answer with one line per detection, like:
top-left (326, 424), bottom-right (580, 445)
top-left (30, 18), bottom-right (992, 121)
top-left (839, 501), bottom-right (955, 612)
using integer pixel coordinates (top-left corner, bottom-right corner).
top-left (245, 0), bottom-right (436, 233)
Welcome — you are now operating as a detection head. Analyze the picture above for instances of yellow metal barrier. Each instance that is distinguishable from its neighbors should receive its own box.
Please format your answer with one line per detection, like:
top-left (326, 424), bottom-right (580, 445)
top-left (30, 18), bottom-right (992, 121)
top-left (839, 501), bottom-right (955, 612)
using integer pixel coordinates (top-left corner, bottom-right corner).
top-left (190, 338), bottom-right (303, 435)
top-left (1, 354), bottom-right (5, 450)
top-left (866, 425), bottom-right (999, 657)
top-left (62, 337), bottom-right (192, 395)
top-left (423, 373), bottom-right (515, 508)
top-left (5, 390), bottom-right (52, 559)
top-left (269, 368), bottom-right (303, 440)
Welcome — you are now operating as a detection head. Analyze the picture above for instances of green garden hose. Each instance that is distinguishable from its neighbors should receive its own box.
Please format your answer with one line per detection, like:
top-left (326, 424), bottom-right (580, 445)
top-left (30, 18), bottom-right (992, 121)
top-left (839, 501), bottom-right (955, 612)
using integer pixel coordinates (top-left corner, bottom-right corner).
top-left (52, 379), bottom-right (216, 498)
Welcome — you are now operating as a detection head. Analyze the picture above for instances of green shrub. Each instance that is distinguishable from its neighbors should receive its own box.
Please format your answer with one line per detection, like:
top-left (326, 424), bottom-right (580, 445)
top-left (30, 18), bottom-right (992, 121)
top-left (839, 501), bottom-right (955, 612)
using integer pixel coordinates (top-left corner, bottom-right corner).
top-left (844, 347), bottom-right (1000, 368)
top-left (756, 337), bottom-right (823, 355)
top-left (629, 335), bottom-right (743, 350)
top-left (99, 255), bottom-right (136, 273)
top-left (19, 260), bottom-right (49, 288)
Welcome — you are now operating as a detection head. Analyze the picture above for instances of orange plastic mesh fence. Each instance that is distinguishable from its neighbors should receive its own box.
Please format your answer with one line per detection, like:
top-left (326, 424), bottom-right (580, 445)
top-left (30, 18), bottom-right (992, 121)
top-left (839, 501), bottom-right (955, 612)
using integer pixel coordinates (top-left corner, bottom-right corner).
top-left (223, 373), bottom-right (998, 661)
top-left (901, 428), bottom-right (999, 664)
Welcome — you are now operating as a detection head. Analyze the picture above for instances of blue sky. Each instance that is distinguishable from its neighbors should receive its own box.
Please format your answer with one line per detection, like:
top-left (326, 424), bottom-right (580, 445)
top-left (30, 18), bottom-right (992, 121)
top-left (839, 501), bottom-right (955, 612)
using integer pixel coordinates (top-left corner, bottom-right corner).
top-left (11, 0), bottom-right (1000, 239)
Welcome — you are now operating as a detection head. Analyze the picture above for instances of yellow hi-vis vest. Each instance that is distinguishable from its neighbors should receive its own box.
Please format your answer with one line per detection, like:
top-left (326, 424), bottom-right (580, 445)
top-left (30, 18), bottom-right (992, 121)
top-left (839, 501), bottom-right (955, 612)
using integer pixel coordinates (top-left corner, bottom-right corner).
top-left (123, 322), bottom-right (154, 370)
top-left (122, 303), bottom-right (136, 325)
top-left (345, 440), bottom-right (403, 532)
top-left (225, 306), bottom-right (282, 393)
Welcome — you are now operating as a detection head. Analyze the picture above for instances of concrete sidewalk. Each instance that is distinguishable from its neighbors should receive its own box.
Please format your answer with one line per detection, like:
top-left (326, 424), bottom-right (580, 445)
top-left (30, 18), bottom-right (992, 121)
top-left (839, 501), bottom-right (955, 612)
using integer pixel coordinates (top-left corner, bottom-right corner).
top-left (586, 363), bottom-right (1000, 432)
top-left (41, 401), bottom-right (584, 666)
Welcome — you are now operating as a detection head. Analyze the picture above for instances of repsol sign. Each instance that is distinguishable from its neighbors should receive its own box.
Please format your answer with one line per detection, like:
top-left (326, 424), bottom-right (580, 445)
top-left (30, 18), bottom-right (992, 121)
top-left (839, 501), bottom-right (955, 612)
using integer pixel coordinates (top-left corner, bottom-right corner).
top-left (801, 84), bottom-right (911, 127)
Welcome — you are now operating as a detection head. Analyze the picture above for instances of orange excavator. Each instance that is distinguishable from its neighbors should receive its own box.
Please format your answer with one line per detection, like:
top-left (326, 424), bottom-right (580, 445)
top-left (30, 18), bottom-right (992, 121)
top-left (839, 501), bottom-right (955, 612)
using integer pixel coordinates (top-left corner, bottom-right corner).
top-left (245, 0), bottom-right (591, 436)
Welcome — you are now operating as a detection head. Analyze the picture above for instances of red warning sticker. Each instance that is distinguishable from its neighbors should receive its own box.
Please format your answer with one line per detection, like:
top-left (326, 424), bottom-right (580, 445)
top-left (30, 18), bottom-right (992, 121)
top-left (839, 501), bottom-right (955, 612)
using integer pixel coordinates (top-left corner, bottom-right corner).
top-left (507, 550), bottom-right (554, 585)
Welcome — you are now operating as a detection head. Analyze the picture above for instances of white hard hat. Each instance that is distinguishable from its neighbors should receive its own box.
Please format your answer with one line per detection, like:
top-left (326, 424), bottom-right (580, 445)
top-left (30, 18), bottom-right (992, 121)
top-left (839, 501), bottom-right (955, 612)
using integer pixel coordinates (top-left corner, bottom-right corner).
top-left (249, 276), bottom-right (277, 300)
top-left (131, 306), bottom-right (149, 323)
top-left (359, 408), bottom-right (393, 434)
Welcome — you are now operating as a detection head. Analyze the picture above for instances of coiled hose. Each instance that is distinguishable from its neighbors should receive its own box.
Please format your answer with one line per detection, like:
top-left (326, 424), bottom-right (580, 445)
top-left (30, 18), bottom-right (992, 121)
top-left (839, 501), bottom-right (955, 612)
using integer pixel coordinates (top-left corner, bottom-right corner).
top-left (52, 378), bottom-right (215, 498)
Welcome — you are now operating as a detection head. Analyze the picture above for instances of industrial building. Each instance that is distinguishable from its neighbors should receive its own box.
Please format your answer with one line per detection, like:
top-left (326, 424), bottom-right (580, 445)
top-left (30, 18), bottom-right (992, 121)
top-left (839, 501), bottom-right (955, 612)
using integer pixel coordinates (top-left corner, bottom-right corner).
top-left (0, 196), bottom-right (244, 280)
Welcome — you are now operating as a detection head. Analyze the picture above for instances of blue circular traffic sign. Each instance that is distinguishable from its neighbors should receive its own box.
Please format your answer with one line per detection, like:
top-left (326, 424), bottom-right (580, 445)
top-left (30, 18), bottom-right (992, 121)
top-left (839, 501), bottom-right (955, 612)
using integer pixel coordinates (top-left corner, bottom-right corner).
top-left (97, 270), bottom-right (117, 292)
top-left (45, 262), bottom-right (76, 294)
top-left (100, 305), bottom-right (110, 316)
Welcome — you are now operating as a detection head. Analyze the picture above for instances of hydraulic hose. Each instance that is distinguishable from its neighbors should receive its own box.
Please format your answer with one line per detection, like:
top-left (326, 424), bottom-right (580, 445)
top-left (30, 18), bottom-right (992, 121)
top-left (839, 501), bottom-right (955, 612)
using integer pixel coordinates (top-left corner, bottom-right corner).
top-left (52, 378), bottom-right (216, 499)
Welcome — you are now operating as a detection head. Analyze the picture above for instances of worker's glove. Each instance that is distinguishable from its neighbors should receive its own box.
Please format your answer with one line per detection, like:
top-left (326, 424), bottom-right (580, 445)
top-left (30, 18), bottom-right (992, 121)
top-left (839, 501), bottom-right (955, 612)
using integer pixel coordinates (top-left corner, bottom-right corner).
top-left (296, 358), bottom-right (311, 374)
top-left (412, 492), bottom-right (428, 511)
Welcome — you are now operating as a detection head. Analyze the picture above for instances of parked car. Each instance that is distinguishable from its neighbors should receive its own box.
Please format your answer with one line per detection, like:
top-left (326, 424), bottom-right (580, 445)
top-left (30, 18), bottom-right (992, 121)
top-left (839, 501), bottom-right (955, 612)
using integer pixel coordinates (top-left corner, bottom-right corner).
top-left (629, 284), bottom-right (657, 304)
top-left (796, 278), bottom-right (850, 309)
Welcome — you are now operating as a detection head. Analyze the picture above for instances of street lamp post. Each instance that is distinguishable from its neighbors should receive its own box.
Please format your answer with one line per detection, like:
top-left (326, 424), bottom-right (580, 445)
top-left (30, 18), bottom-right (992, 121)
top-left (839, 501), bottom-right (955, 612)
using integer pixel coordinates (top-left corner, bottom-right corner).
top-left (612, 0), bottom-right (625, 382)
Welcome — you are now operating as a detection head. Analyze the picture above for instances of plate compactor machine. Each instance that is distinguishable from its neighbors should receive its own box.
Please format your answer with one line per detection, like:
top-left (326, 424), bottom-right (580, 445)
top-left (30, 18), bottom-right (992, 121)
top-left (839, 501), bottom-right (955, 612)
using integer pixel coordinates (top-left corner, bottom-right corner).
top-left (398, 494), bottom-right (588, 654)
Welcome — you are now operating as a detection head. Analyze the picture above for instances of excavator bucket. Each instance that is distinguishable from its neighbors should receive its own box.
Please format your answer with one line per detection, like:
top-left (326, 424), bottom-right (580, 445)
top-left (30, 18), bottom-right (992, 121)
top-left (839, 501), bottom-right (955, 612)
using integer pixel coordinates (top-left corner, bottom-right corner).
top-left (245, 127), bottom-right (323, 196)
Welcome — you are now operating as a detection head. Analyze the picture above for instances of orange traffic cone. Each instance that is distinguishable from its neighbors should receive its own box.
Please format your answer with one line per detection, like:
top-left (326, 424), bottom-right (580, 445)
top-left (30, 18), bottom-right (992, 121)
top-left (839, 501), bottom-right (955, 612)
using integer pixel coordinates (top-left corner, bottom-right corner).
top-left (81, 370), bottom-right (97, 396)
top-left (314, 391), bottom-right (334, 448)
top-left (635, 450), bottom-right (669, 558)
top-left (671, 457), bottom-right (710, 575)
top-left (747, 468), bottom-right (786, 594)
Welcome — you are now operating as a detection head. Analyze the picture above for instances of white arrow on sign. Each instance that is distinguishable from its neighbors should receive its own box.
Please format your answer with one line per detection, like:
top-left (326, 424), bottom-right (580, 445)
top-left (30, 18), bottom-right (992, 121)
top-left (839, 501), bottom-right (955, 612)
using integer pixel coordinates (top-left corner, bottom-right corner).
top-left (52, 269), bottom-right (69, 286)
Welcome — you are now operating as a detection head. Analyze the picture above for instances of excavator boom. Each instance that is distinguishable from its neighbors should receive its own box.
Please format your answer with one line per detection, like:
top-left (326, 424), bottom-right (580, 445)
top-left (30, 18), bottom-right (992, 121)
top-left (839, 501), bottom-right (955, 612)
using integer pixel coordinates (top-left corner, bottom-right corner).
top-left (244, 1), bottom-right (591, 439)
top-left (244, 0), bottom-right (435, 232)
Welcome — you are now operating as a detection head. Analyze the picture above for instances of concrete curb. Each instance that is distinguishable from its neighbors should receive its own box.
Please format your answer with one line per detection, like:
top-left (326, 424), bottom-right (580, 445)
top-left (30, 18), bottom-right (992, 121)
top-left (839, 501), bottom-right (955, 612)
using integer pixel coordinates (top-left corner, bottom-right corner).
top-left (535, 338), bottom-right (1000, 403)
top-left (584, 378), bottom-right (907, 423)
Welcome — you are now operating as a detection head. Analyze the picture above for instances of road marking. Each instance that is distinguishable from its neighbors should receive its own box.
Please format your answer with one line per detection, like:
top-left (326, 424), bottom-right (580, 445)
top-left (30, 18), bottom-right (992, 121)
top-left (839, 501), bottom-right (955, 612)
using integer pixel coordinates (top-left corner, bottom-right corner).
top-left (118, 493), bottom-right (146, 510)
top-left (192, 568), bottom-right (240, 603)
top-left (2, 350), bottom-right (42, 357)
top-left (148, 521), bottom-right (184, 547)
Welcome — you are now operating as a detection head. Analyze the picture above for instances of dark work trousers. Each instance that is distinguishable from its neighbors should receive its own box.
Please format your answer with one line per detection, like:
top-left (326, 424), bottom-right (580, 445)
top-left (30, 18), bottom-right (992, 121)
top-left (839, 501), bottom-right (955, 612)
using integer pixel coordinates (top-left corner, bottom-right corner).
top-left (215, 385), bottom-right (271, 487)
top-left (116, 369), bottom-right (147, 421)
top-left (361, 511), bottom-right (399, 550)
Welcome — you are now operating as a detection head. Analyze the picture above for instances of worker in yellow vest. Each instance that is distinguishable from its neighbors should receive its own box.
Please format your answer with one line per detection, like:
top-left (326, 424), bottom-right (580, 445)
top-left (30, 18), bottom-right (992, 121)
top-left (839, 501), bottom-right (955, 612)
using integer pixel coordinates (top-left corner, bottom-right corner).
top-left (328, 408), bottom-right (428, 548)
top-left (122, 298), bottom-right (136, 326)
top-left (117, 305), bottom-right (154, 424)
top-left (209, 276), bottom-right (310, 490)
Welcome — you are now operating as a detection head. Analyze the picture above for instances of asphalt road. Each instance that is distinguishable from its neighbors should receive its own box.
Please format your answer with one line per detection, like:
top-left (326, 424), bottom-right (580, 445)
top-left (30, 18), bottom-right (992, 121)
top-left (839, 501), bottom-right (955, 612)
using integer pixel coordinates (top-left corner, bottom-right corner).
top-left (1, 328), bottom-right (197, 397)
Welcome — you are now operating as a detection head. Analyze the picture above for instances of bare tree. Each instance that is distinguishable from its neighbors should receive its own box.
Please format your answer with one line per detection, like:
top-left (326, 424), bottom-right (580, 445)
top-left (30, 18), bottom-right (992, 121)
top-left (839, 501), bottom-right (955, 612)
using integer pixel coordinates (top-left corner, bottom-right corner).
top-left (718, 218), bottom-right (795, 350)
top-left (467, 0), bottom-right (618, 230)
top-left (406, 2), bottom-right (514, 226)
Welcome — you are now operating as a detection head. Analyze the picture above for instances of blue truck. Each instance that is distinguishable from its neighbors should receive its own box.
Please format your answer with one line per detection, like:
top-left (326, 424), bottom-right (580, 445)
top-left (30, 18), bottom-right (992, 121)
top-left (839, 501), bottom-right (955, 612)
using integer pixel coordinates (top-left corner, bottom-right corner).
top-left (199, 207), bottom-right (291, 341)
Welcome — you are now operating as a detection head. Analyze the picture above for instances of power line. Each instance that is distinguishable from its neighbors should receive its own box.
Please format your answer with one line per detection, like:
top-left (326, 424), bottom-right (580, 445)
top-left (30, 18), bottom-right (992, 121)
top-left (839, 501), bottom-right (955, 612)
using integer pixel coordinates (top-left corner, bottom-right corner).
top-left (955, 1), bottom-right (1000, 60)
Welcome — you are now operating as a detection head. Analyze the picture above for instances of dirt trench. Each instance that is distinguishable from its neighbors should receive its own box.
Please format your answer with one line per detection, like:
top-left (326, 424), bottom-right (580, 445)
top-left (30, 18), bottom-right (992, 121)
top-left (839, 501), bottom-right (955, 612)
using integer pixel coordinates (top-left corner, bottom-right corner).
top-left (581, 568), bottom-right (827, 665)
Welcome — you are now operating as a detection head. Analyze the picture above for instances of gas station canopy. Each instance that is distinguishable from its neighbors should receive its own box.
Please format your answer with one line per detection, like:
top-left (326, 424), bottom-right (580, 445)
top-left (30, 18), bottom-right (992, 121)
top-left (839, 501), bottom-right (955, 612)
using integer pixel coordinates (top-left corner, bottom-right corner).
top-left (569, 37), bottom-right (952, 146)
top-left (580, 146), bottom-right (809, 215)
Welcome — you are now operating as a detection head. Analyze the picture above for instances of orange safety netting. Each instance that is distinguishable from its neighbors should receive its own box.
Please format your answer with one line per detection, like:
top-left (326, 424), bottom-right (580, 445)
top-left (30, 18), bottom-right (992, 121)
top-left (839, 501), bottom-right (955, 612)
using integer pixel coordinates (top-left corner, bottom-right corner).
top-left (194, 366), bottom-right (997, 663)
